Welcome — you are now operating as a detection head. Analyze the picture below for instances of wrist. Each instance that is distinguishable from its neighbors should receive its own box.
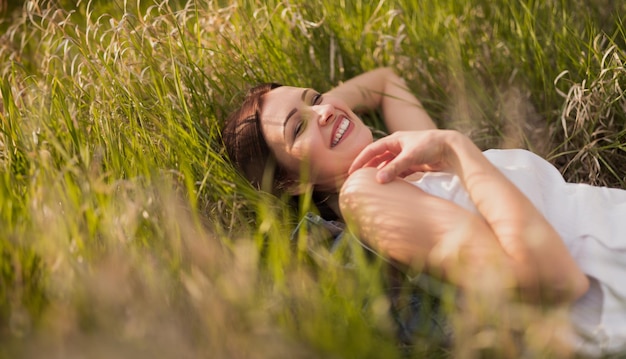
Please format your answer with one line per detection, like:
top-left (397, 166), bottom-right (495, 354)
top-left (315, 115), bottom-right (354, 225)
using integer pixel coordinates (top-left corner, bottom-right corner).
top-left (440, 130), bottom-right (469, 171)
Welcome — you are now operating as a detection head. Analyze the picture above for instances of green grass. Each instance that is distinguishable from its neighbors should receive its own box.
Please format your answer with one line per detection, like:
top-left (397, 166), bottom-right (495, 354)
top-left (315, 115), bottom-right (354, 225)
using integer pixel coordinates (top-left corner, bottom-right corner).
top-left (0, 0), bottom-right (625, 357)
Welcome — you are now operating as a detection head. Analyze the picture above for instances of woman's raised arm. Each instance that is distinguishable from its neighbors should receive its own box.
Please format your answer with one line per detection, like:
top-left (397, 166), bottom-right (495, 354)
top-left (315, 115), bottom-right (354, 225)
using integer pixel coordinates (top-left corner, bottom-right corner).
top-left (325, 67), bottom-right (437, 132)
top-left (348, 130), bottom-right (590, 304)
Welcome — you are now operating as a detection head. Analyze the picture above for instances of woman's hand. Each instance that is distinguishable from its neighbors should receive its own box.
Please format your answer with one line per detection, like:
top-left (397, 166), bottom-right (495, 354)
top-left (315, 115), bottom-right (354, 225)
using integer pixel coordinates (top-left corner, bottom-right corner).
top-left (349, 130), bottom-right (476, 183)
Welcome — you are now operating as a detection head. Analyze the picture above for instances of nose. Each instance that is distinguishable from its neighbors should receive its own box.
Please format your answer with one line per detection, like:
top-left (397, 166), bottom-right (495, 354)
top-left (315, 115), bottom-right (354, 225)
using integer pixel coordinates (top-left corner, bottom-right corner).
top-left (313, 103), bottom-right (335, 127)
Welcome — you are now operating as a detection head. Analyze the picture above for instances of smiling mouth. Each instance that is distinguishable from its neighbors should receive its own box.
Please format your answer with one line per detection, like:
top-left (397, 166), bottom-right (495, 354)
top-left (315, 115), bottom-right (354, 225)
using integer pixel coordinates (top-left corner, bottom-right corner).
top-left (331, 117), bottom-right (350, 147)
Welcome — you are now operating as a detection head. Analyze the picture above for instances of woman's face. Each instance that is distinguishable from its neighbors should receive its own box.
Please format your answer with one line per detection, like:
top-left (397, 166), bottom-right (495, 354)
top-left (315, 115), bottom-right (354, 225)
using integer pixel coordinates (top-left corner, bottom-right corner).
top-left (260, 86), bottom-right (373, 191)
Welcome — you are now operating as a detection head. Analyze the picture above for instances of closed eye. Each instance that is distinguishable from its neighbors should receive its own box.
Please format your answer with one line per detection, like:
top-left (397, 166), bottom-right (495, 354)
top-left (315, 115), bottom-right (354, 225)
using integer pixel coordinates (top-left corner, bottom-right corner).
top-left (293, 117), bottom-right (307, 138)
top-left (293, 92), bottom-right (321, 141)
top-left (312, 93), bottom-right (323, 105)
top-left (293, 92), bottom-right (320, 139)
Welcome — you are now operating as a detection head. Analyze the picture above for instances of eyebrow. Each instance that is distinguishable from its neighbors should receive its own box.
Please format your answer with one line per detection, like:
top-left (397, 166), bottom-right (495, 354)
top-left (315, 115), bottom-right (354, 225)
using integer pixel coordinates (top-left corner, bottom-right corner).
top-left (282, 89), bottom-right (310, 143)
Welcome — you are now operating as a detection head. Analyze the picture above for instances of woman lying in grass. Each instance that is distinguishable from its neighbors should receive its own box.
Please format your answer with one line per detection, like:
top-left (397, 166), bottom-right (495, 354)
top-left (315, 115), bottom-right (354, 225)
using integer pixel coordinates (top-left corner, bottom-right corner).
top-left (222, 67), bottom-right (626, 356)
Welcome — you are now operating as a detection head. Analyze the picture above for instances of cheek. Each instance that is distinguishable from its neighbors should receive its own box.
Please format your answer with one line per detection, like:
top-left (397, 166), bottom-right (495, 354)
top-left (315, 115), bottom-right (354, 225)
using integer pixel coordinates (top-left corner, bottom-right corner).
top-left (296, 133), bottom-right (326, 161)
top-left (298, 140), bottom-right (315, 156)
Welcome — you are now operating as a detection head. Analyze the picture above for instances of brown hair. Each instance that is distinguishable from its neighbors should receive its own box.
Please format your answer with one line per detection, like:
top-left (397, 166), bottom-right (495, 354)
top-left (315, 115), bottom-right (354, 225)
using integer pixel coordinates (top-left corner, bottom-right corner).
top-left (222, 83), bottom-right (293, 193)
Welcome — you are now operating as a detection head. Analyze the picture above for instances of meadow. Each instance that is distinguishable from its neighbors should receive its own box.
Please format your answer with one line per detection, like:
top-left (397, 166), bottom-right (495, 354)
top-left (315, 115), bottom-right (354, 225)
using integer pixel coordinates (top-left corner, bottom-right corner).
top-left (0, 0), bottom-right (625, 358)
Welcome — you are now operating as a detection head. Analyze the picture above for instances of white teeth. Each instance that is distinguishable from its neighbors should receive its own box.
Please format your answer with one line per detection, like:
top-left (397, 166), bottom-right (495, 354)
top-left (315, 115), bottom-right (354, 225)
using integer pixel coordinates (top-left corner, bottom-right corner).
top-left (332, 118), bottom-right (350, 147)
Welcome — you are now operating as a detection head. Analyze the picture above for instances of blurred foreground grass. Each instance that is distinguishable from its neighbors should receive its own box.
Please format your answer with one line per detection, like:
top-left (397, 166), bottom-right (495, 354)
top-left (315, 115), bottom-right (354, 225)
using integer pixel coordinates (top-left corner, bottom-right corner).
top-left (0, 0), bottom-right (625, 358)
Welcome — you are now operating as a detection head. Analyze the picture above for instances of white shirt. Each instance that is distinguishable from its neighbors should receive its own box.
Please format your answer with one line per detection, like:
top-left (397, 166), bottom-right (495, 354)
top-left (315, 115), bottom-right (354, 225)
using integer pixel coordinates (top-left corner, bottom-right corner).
top-left (412, 149), bottom-right (626, 356)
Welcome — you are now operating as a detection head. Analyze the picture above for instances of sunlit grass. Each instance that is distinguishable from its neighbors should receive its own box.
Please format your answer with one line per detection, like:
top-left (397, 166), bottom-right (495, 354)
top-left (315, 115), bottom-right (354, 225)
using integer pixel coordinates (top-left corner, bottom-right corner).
top-left (0, 0), bottom-right (624, 357)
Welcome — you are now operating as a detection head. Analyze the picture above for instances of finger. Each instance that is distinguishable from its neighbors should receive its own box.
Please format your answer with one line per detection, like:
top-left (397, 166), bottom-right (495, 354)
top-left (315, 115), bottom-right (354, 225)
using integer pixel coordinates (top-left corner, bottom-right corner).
top-left (349, 139), bottom-right (400, 174)
top-left (361, 151), bottom-right (397, 169)
top-left (356, 155), bottom-right (388, 170)
top-left (369, 151), bottom-right (396, 169)
top-left (348, 151), bottom-right (393, 172)
top-left (376, 159), bottom-right (390, 170)
top-left (397, 169), bottom-right (418, 178)
top-left (376, 153), bottom-right (422, 184)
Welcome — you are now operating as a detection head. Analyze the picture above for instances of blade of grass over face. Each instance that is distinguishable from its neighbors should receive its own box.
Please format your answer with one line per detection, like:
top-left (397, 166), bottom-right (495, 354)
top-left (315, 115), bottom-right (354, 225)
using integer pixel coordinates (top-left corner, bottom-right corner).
top-left (0, 0), bottom-right (625, 357)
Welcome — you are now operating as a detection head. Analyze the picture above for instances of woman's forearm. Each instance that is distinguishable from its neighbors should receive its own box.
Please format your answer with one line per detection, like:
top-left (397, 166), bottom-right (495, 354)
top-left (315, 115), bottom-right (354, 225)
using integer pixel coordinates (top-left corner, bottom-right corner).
top-left (378, 68), bottom-right (436, 132)
top-left (349, 130), bottom-right (589, 303)
top-left (340, 167), bottom-right (515, 290)
top-left (445, 134), bottom-right (589, 303)
top-left (325, 67), bottom-right (436, 132)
